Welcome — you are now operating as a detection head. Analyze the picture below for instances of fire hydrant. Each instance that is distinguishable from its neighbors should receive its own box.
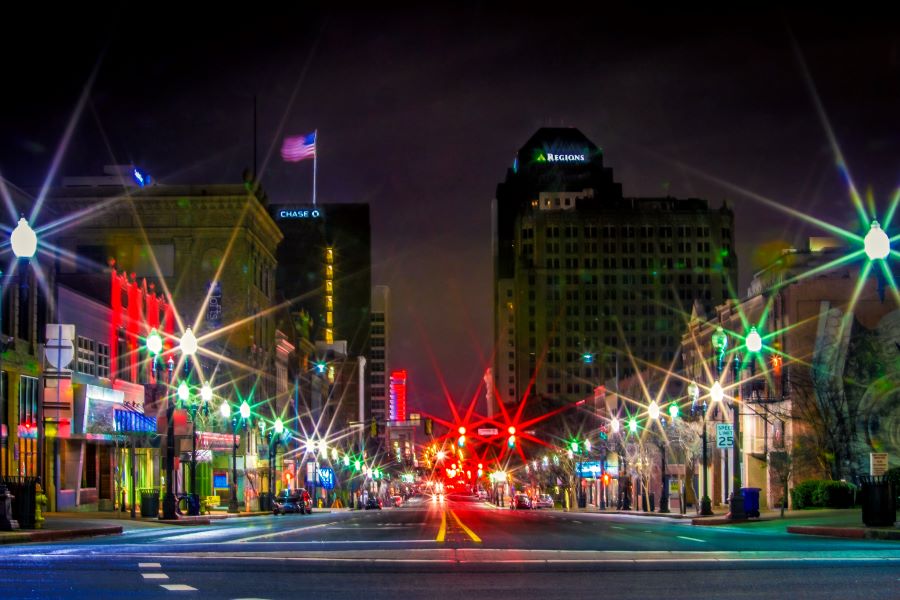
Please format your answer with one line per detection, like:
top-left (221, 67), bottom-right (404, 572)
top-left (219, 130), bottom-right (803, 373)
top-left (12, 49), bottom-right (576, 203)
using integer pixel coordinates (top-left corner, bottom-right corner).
top-left (34, 483), bottom-right (48, 529)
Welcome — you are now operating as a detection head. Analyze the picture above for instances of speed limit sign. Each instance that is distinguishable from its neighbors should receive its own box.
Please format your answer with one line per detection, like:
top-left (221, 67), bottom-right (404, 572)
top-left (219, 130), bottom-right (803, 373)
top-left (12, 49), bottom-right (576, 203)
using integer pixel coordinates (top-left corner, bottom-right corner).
top-left (716, 423), bottom-right (734, 448)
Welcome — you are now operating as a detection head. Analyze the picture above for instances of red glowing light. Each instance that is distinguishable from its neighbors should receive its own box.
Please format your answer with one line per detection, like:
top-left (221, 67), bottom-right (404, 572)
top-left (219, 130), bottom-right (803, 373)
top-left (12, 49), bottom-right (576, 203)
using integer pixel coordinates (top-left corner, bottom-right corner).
top-left (390, 370), bottom-right (408, 422)
top-left (507, 426), bottom-right (516, 435)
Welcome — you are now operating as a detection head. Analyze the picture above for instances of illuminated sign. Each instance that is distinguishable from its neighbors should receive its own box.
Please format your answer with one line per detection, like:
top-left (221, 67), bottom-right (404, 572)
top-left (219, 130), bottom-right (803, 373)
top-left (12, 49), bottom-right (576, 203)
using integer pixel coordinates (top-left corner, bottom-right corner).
top-left (278, 208), bottom-right (322, 219)
top-left (533, 148), bottom-right (589, 164)
top-left (317, 466), bottom-right (335, 490)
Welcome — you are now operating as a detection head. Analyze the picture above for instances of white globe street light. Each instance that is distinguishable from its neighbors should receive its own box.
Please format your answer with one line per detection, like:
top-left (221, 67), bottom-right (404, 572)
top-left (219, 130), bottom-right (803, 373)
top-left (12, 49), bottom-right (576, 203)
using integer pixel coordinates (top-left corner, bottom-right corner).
top-left (610, 417), bottom-right (620, 433)
top-left (710, 381), bottom-right (724, 404)
top-left (219, 402), bottom-right (231, 418)
top-left (177, 381), bottom-right (190, 403)
top-left (200, 382), bottom-right (213, 403)
top-left (648, 400), bottom-right (660, 420)
top-left (180, 327), bottom-right (198, 356)
top-left (864, 220), bottom-right (890, 260)
top-left (10, 218), bottom-right (37, 258)
top-left (745, 326), bottom-right (763, 353)
top-left (239, 400), bottom-right (251, 420)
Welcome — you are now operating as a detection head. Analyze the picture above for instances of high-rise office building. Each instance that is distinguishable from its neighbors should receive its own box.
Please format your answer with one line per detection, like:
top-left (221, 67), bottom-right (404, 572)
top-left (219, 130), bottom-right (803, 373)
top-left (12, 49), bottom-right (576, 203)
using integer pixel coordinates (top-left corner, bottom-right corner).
top-left (492, 128), bottom-right (737, 409)
top-left (270, 203), bottom-right (372, 422)
top-left (370, 286), bottom-right (390, 434)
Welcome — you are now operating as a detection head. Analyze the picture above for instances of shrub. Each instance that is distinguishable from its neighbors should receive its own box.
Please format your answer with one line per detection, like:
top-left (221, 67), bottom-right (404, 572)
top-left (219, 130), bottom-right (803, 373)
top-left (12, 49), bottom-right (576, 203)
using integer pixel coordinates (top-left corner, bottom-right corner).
top-left (813, 480), bottom-right (855, 508)
top-left (791, 480), bottom-right (819, 509)
top-left (791, 479), bottom-right (856, 508)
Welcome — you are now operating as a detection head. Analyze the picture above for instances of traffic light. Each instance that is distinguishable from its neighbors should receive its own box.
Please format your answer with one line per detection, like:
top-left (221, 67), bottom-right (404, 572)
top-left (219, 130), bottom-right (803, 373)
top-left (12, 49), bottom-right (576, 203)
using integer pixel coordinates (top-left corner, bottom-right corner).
top-left (628, 417), bottom-right (638, 434)
top-left (602, 472), bottom-right (611, 486)
top-left (599, 424), bottom-right (608, 440)
top-left (424, 418), bottom-right (433, 436)
top-left (507, 426), bottom-right (516, 448)
top-left (458, 426), bottom-right (466, 448)
top-left (570, 441), bottom-right (579, 454)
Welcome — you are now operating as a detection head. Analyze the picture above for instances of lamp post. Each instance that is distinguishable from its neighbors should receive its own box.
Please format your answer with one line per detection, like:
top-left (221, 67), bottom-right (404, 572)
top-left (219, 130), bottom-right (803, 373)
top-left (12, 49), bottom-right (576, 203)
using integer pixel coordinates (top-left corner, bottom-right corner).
top-left (690, 380), bottom-right (714, 516)
top-left (10, 218), bottom-right (39, 486)
top-left (162, 329), bottom-right (198, 520)
top-left (224, 400), bottom-right (251, 513)
top-left (266, 418), bottom-right (286, 505)
top-left (713, 325), bottom-right (748, 521)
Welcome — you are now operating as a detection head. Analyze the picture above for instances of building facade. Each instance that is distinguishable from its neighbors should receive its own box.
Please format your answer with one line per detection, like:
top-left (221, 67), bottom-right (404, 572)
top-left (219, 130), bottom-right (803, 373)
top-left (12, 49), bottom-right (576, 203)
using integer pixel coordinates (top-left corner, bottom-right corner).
top-left (370, 286), bottom-right (390, 437)
top-left (493, 128), bottom-right (737, 412)
top-left (681, 240), bottom-right (900, 509)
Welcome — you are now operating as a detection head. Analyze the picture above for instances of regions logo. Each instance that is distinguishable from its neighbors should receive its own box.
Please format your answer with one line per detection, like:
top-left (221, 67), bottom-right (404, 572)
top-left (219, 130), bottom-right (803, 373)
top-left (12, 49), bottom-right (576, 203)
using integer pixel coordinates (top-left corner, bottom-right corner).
top-left (532, 149), bottom-right (588, 163)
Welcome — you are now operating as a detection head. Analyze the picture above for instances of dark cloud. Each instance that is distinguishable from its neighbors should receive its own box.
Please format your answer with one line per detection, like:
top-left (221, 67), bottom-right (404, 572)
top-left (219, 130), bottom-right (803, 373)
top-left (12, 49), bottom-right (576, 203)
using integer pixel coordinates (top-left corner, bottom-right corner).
top-left (2, 7), bottom-right (899, 414)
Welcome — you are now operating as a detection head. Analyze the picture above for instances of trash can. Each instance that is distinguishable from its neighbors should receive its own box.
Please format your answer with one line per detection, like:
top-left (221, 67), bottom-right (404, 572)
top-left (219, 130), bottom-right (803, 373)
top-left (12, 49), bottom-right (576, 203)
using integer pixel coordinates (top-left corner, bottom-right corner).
top-left (187, 493), bottom-right (201, 516)
top-left (140, 488), bottom-right (160, 518)
top-left (1, 476), bottom-right (37, 529)
top-left (742, 487), bottom-right (761, 518)
top-left (259, 492), bottom-right (272, 512)
top-left (859, 475), bottom-right (896, 527)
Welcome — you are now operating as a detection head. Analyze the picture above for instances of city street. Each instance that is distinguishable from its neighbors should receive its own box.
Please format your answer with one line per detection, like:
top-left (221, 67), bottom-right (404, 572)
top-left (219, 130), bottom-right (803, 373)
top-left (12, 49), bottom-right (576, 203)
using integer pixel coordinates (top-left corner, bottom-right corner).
top-left (1, 495), bottom-right (897, 599)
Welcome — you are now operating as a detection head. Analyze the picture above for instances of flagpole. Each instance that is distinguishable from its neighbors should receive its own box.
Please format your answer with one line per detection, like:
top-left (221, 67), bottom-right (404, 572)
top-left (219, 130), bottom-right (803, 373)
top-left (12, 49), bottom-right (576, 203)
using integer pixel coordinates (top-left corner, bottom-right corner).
top-left (313, 129), bottom-right (318, 207)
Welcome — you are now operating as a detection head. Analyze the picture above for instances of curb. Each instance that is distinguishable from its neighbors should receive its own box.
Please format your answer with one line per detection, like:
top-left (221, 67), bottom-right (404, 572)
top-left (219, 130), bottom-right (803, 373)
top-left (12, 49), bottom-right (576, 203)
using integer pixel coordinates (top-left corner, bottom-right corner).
top-left (787, 526), bottom-right (900, 540)
top-left (692, 517), bottom-right (755, 526)
top-left (0, 525), bottom-right (123, 545)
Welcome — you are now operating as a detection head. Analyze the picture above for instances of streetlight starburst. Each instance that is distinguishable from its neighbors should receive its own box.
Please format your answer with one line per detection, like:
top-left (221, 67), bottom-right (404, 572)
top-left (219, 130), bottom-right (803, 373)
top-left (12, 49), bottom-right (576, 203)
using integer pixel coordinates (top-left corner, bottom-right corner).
top-left (864, 219), bottom-right (890, 260)
top-left (10, 217), bottom-right (38, 258)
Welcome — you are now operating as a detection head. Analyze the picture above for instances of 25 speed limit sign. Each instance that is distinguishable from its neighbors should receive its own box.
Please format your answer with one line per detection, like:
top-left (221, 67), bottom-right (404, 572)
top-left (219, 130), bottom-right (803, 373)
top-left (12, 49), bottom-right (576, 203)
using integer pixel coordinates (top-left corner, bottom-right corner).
top-left (716, 423), bottom-right (734, 448)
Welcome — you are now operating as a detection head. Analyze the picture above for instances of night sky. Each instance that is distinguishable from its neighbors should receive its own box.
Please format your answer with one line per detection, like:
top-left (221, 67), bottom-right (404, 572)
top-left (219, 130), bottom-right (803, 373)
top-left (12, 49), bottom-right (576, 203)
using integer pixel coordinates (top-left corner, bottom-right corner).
top-left (2, 7), bottom-right (899, 416)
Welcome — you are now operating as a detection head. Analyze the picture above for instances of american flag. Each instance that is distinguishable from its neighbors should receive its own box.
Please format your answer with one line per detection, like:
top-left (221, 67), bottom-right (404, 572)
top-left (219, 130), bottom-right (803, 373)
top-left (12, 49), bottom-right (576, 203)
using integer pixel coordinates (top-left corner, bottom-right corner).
top-left (281, 132), bottom-right (317, 162)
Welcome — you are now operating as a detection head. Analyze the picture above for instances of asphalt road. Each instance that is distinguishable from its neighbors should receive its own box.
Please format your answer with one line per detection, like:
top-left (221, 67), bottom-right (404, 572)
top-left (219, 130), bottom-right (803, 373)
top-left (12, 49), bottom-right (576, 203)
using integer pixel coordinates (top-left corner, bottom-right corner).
top-left (1, 494), bottom-right (897, 599)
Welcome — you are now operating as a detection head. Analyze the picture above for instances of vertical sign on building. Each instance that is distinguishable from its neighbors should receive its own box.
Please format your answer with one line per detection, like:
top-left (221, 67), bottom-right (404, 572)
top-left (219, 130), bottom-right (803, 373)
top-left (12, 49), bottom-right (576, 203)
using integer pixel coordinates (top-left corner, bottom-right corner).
top-left (390, 370), bottom-right (407, 422)
top-left (206, 282), bottom-right (223, 328)
top-left (324, 247), bottom-right (334, 344)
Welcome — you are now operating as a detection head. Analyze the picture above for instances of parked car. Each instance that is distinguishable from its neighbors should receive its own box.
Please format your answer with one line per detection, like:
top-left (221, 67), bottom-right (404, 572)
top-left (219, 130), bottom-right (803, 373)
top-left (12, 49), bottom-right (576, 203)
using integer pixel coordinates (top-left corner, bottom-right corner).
top-left (273, 489), bottom-right (312, 515)
top-left (365, 495), bottom-right (382, 510)
top-left (511, 493), bottom-right (532, 510)
top-left (533, 494), bottom-right (554, 509)
top-left (476, 489), bottom-right (488, 500)
top-left (391, 495), bottom-right (403, 508)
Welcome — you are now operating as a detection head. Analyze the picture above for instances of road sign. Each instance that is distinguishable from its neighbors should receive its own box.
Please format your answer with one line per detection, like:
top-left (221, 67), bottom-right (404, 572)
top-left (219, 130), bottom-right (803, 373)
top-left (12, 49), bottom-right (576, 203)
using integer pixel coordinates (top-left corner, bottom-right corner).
top-left (477, 428), bottom-right (499, 436)
top-left (716, 423), bottom-right (734, 448)
top-left (668, 479), bottom-right (681, 497)
top-left (870, 452), bottom-right (889, 476)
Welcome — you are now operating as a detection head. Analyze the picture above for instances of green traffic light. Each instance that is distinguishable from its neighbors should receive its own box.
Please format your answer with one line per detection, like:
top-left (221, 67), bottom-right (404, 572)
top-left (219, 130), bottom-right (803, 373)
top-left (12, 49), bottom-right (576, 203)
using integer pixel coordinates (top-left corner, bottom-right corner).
top-left (668, 403), bottom-right (679, 419)
top-left (274, 418), bottom-right (284, 435)
top-left (628, 418), bottom-right (638, 433)
top-left (570, 441), bottom-right (579, 453)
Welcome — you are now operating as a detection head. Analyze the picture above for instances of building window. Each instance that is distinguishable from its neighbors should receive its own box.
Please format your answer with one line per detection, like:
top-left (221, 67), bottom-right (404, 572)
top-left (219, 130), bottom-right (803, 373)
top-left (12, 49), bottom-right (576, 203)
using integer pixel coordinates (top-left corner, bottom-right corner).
top-left (77, 336), bottom-right (96, 376)
top-left (96, 343), bottom-right (110, 378)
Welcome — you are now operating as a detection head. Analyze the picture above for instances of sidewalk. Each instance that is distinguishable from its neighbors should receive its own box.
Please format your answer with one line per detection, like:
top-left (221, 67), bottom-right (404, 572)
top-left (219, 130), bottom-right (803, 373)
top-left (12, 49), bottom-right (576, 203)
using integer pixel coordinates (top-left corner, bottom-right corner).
top-left (549, 504), bottom-right (900, 540)
top-left (0, 512), bottom-right (132, 545)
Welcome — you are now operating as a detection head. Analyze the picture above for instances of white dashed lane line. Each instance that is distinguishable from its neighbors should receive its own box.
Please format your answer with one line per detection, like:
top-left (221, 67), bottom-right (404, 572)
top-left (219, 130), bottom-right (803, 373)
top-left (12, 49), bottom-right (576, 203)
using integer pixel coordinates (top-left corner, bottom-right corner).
top-left (139, 562), bottom-right (162, 568)
top-left (677, 535), bottom-right (707, 543)
top-left (142, 573), bottom-right (169, 580)
top-left (161, 584), bottom-right (198, 591)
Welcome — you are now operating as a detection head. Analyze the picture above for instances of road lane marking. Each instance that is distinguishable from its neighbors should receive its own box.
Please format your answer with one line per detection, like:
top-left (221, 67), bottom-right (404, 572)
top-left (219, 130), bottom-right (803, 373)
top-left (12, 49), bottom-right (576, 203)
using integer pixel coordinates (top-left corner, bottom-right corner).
top-left (160, 584), bottom-right (197, 591)
top-left (677, 536), bottom-right (707, 543)
top-left (450, 510), bottom-right (482, 543)
top-left (436, 510), bottom-right (447, 542)
top-left (139, 562), bottom-right (161, 568)
top-left (611, 526), bottom-right (624, 530)
top-left (233, 521), bottom-right (335, 543)
top-left (142, 573), bottom-right (169, 580)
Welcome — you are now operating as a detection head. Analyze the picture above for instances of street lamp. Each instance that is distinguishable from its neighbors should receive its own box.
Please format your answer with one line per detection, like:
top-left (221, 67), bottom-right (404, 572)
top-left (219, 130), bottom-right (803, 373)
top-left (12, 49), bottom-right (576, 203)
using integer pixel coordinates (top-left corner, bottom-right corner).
top-left (162, 327), bottom-right (200, 519)
top-left (10, 217), bottom-right (37, 259)
top-left (713, 327), bottom-right (747, 521)
top-left (266, 418), bottom-right (288, 507)
top-left (227, 400), bottom-right (252, 514)
top-left (180, 380), bottom-right (210, 516)
top-left (690, 381), bottom-right (713, 516)
top-left (864, 219), bottom-right (890, 260)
